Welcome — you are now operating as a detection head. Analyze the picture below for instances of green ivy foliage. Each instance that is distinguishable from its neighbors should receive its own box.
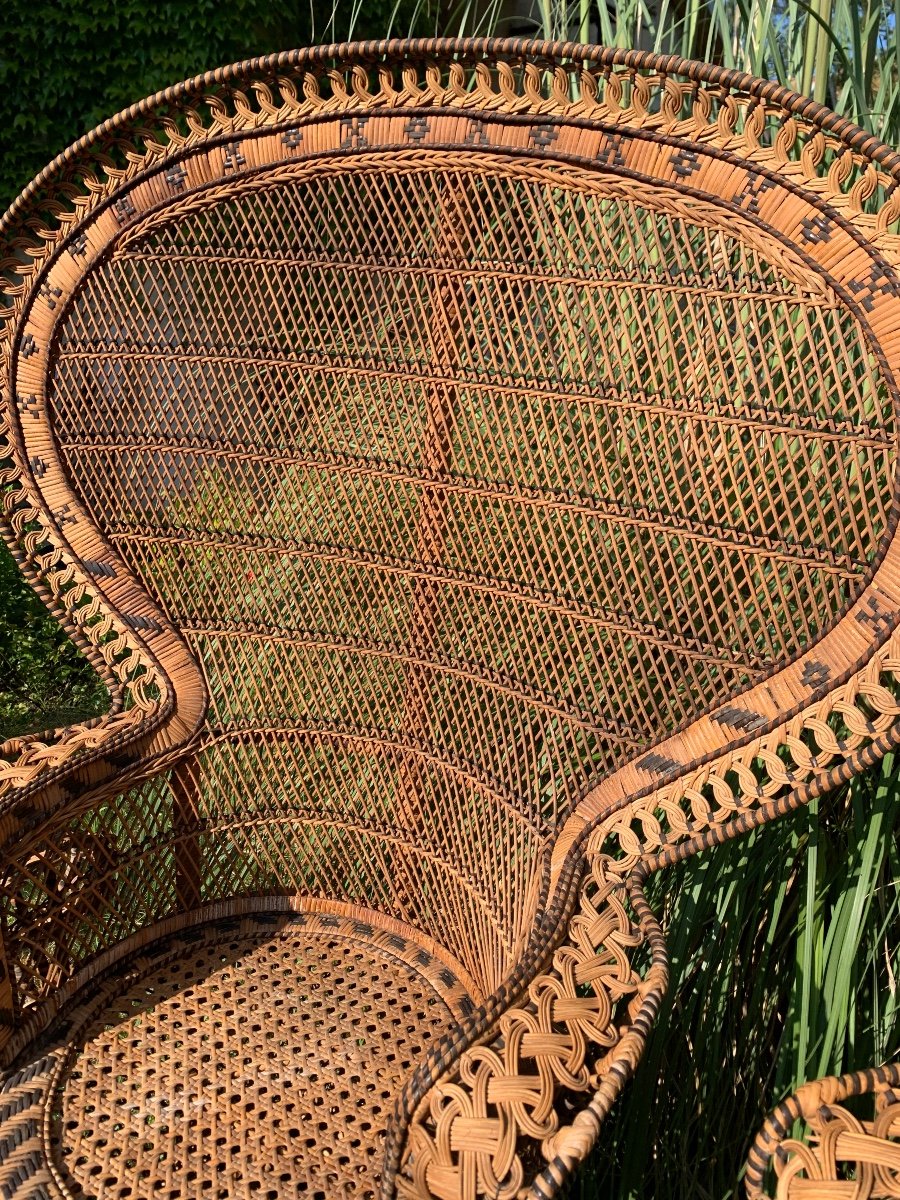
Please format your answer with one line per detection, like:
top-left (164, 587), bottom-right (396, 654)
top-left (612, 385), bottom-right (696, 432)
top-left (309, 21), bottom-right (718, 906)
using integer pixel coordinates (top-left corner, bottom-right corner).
top-left (0, 548), bottom-right (108, 737)
top-left (0, 0), bottom-right (418, 210)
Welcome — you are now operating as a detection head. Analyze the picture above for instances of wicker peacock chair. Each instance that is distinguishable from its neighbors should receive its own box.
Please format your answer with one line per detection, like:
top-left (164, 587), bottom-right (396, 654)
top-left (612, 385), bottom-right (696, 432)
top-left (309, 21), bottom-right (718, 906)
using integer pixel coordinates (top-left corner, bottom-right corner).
top-left (0, 36), bottom-right (898, 1200)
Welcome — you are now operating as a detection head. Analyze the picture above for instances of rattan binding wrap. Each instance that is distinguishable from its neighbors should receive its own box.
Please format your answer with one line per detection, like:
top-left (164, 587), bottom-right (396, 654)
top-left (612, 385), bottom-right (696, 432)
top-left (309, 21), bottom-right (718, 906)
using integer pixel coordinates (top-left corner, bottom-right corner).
top-left (746, 1065), bottom-right (900, 1199)
top-left (0, 36), bottom-right (898, 1199)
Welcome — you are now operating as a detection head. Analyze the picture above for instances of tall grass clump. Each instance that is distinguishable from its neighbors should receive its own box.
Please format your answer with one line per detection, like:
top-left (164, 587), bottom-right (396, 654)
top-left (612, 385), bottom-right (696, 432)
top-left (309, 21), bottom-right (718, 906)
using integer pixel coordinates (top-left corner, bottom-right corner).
top-left (575, 759), bottom-right (899, 1199)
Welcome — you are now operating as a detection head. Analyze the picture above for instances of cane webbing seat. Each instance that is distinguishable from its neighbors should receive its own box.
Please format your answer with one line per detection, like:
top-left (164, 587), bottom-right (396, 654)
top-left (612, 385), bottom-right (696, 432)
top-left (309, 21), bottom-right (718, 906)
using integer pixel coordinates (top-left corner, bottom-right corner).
top-left (13, 905), bottom-right (471, 1200)
top-left (1, 36), bottom-right (899, 1200)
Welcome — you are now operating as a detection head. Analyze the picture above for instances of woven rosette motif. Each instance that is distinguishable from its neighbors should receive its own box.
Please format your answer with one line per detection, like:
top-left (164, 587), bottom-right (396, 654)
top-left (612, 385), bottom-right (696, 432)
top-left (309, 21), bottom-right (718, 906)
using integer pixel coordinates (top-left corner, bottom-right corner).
top-left (0, 36), bottom-right (898, 1200)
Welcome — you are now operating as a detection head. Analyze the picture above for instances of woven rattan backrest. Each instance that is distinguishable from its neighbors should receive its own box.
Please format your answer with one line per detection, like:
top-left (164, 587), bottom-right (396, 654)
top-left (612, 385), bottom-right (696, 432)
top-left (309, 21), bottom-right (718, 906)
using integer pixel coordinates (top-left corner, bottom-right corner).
top-left (3, 40), bottom-right (900, 1005)
top-left (56, 156), bottom-right (892, 708)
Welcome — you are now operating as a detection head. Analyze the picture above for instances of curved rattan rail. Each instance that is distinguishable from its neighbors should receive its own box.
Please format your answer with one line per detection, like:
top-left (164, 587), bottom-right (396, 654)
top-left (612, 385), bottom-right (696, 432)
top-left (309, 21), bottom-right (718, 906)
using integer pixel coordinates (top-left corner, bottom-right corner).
top-left (1, 36), bottom-right (898, 1200)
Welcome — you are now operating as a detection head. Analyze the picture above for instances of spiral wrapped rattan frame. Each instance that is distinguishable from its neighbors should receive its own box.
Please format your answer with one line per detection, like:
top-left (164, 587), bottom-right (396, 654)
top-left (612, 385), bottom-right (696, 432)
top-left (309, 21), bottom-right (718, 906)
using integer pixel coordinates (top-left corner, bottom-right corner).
top-left (1, 36), bottom-right (899, 1200)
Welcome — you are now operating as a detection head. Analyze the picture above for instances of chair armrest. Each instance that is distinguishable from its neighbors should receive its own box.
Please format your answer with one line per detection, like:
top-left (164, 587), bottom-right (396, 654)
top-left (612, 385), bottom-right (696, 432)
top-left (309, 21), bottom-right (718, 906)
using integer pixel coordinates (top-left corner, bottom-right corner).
top-left (0, 688), bottom-right (169, 811)
top-left (745, 1064), bottom-right (900, 1199)
top-left (388, 850), bottom-right (669, 1200)
top-left (0, 691), bottom-right (183, 1056)
top-left (388, 611), bottom-right (900, 1200)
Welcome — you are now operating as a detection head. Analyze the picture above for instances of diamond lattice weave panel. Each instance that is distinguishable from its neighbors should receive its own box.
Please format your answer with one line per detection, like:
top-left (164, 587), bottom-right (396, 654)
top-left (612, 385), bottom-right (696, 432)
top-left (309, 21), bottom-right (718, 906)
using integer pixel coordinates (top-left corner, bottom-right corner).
top-left (39, 154), bottom-right (895, 989)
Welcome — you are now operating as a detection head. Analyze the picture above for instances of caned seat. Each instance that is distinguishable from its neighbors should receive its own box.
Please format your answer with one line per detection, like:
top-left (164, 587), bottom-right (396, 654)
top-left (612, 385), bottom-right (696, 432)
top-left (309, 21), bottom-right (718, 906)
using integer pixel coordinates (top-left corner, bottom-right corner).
top-left (5, 907), bottom-right (472, 1200)
top-left (1, 37), bottom-right (899, 1200)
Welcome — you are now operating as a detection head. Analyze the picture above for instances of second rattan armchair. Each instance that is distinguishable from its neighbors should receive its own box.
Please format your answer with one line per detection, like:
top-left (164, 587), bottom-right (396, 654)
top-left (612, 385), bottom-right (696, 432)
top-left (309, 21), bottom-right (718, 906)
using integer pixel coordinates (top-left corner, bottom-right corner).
top-left (0, 37), bottom-right (898, 1200)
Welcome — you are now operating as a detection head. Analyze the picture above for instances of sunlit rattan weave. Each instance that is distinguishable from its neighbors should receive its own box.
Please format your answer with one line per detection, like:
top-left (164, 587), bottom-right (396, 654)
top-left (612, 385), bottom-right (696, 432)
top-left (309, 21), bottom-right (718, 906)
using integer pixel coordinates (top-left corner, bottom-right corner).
top-left (1, 37), bottom-right (899, 1200)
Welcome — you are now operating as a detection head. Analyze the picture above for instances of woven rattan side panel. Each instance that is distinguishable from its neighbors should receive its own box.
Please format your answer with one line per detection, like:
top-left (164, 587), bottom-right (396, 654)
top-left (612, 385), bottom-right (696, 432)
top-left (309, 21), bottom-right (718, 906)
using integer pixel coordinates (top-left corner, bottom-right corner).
top-left (16, 128), bottom-right (895, 999)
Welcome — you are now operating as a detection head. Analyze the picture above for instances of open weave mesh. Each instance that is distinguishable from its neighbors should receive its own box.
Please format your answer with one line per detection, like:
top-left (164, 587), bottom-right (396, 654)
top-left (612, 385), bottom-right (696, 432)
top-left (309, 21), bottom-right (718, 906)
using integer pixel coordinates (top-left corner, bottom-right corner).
top-left (30, 156), bottom-right (893, 995)
top-left (56, 917), bottom-right (463, 1200)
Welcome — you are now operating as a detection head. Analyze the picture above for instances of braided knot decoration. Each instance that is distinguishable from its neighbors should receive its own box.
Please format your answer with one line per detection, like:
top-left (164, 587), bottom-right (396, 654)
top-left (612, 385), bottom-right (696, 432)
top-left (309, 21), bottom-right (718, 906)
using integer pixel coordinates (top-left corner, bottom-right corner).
top-left (746, 1066), bottom-right (900, 1200)
top-left (398, 855), bottom-right (668, 1200)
